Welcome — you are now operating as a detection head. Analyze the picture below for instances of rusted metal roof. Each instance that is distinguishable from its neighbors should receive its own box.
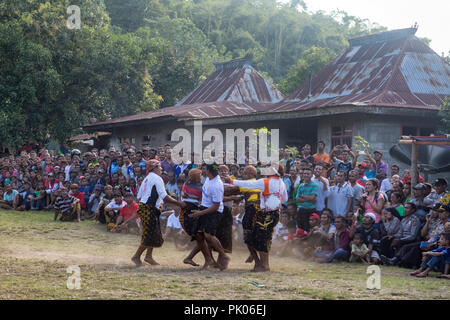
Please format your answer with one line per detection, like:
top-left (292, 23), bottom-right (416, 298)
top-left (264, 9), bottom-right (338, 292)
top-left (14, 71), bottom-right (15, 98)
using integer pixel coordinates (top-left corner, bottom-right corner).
top-left (175, 56), bottom-right (283, 105)
top-left (273, 28), bottom-right (450, 112)
top-left (84, 101), bottom-right (273, 130)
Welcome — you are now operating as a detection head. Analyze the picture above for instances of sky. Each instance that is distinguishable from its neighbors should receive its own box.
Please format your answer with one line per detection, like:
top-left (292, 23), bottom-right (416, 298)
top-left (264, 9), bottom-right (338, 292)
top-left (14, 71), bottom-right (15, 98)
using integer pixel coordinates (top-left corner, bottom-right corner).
top-left (286, 0), bottom-right (449, 56)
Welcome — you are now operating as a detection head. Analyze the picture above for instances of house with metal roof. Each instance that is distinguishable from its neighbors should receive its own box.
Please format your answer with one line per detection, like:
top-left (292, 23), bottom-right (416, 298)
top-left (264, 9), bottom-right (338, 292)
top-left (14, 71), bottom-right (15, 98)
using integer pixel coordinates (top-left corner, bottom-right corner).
top-left (84, 27), bottom-right (450, 168)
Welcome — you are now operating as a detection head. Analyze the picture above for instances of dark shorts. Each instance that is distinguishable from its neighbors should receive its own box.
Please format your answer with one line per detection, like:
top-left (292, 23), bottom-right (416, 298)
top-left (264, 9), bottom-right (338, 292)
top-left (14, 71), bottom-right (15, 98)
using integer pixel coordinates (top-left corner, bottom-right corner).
top-left (242, 203), bottom-right (259, 244)
top-left (250, 209), bottom-right (280, 253)
top-left (215, 206), bottom-right (233, 253)
top-left (180, 201), bottom-right (199, 238)
top-left (138, 203), bottom-right (163, 248)
top-left (193, 206), bottom-right (220, 237)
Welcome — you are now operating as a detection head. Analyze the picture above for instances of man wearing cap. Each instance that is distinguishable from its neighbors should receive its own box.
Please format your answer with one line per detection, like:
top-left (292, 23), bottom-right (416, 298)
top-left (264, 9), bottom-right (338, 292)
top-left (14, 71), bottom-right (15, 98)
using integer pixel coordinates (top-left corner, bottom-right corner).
top-left (350, 212), bottom-right (381, 264)
top-left (410, 183), bottom-right (431, 223)
top-left (131, 159), bottom-right (186, 267)
top-left (373, 150), bottom-right (388, 176)
top-left (425, 178), bottom-right (449, 207)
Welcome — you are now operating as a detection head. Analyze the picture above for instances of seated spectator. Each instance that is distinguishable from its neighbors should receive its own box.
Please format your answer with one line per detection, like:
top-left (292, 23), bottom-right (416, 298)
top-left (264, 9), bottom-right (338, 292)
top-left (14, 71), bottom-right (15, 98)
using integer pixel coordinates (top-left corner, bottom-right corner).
top-left (296, 213), bottom-right (321, 258)
top-left (0, 183), bottom-right (18, 210)
top-left (312, 210), bottom-right (336, 261)
top-left (111, 192), bottom-right (141, 234)
top-left (163, 206), bottom-right (190, 250)
top-left (69, 183), bottom-right (88, 219)
top-left (54, 187), bottom-right (81, 222)
top-left (14, 181), bottom-right (34, 211)
top-left (322, 216), bottom-right (351, 263)
top-left (276, 220), bottom-right (307, 257)
top-left (410, 183), bottom-right (431, 223)
top-left (381, 202), bottom-right (422, 267)
top-left (410, 233), bottom-right (450, 278)
top-left (425, 178), bottom-right (449, 207)
top-left (379, 207), bottom-right (402, 257)
top-left (104, 192), bottom-right (126, 231)
top-left (87, 184), bottom-right (104, 219)
top-left (350, 212), bottom-right (381, 264)
top-left (389, 192), bottom-right (405, 217)
top-left (96, 184), bottom-right (114, 224)
top-left (30, 181), bottom-right (46, 210)
top-left (272, 211), bottom-right (290, 247)
top-left (349, 233), bottom-right (370, 264)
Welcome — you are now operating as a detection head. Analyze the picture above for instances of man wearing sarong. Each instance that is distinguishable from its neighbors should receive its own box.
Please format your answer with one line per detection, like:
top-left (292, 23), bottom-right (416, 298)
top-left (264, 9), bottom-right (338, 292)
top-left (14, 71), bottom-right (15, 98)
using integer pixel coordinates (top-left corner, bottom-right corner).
top-left (225, 164), bottom-right (288, 272)
top-left (131, 159), bottom-right (186, 267)
top-left (188, 163), bottom-right (230, 270)
top-left (225, 166), bottom-right (261, 264)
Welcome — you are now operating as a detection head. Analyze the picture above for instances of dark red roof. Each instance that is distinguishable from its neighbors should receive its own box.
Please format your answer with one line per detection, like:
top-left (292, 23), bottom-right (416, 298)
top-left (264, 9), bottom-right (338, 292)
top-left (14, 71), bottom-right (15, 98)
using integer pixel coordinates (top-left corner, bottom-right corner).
top-left (175, 57), bottom-right (283, 105)
top-left (273, 28), bottom-right (450, 112)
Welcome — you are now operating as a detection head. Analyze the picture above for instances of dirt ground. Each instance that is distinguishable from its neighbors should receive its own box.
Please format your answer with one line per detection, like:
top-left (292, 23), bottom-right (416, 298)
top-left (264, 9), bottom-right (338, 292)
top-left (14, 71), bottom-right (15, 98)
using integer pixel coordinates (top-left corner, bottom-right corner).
top-left (0, 209), bottom-right (449, 300)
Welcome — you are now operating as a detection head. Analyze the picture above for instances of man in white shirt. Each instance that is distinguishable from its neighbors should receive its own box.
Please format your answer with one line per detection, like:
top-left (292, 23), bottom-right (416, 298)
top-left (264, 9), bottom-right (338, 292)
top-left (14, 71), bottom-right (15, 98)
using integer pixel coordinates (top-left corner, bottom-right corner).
top-left (327, 170), bottom-right (353, 218)
top-left (312, 164), bottom-right (330, 212)
top-left (227, 163), bottom-right (288, 272)
top-left (131, 159), bottom-right (185, 267)
top-left (189, 163), bottom-right (230, 271)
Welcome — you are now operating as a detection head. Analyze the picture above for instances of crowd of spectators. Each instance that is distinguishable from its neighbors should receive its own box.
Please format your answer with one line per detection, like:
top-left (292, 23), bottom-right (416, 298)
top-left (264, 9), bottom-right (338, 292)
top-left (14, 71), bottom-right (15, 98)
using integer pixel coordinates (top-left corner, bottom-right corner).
top-left (0, 140), bottom-right (449, 278)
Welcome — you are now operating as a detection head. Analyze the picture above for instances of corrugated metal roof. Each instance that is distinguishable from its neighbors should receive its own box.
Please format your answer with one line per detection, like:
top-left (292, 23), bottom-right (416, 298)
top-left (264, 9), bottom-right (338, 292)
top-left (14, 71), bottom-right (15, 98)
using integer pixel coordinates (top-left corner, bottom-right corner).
top-left (175, 56), bottom-right (283, 105)
top-left (274, 28), bottom-right (450, 112)
top-left (84, 101), bottom-right (274, 129)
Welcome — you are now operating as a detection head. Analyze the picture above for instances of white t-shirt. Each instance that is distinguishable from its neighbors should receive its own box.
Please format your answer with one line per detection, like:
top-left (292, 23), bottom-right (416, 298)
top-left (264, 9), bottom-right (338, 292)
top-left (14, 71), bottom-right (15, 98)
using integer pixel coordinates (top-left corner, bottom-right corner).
top-left (201, 175), bottom-right (224, 213)
top-left (137, 172), bottom-right (167, 208)
top-left (312, 176), bottom-right (330, 212)
top-left (327, 182), bottom-right (354, 217)
top-left (105, 199), bottom-right (126, 213)
top-left (231, 177), bottom-right (288, 211)
top-left (166, 213), bottom-right (182, 230)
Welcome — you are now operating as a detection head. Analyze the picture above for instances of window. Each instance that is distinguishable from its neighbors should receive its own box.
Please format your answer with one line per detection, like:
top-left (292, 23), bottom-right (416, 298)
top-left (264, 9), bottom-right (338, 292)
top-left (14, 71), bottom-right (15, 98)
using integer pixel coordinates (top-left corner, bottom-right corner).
top-left (143, 135), bottom-right (151, 142)
top-left (402, 126), bottom-right (435, 136)
top-left (331, 125), bottom-right (353, 148)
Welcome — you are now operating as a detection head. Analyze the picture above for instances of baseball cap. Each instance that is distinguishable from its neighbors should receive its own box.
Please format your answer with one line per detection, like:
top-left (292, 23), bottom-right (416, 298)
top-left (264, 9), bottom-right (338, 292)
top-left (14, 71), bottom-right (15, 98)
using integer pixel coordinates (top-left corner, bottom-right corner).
top-left (310, 213), bottom-right (320, 220)
top-left (433, 178), bottom-right (448, 186)
top-left (364, 213), bottom-right (377, 222)
top-left (413, 183), bottom-right (426, 190)
top-left (357, 162), bottom-right (368, 168)
top-left (374, 150), bottom-right (383, 155)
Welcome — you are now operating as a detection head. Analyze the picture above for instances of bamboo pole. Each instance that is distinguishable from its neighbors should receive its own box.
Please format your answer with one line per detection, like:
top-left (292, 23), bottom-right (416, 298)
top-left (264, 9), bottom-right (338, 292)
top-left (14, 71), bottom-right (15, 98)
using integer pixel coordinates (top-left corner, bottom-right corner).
top-left (411, 142), bottom-right (419, 187)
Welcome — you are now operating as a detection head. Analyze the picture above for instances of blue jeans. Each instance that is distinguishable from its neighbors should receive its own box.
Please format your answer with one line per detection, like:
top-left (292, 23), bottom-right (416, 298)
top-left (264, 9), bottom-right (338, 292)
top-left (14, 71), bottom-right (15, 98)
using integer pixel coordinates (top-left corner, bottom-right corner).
top-left (421, 255), bottom-right (445, 272)
top-left (313, 249), bottom-right (333, 259)
top-left (324, 248), bottom-right (349, 263)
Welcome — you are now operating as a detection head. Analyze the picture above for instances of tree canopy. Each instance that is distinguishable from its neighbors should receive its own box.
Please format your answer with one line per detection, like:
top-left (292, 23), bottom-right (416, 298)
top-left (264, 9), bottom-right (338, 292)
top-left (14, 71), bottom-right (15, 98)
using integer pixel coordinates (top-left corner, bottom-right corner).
top-left (0, 0), bottom-right (388, 150)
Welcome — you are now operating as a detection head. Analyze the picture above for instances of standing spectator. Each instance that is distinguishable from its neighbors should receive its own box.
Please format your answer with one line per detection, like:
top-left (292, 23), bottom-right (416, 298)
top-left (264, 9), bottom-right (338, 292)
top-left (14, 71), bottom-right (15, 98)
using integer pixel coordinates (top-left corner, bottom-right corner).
top-left (373, 150), bottom-right (388, 176)
top-left (327, 171), bottom-right (353, 218)
top-left (330, 146), bottom-right (353, 179)
top-left (295, 167), bottom-right (318, 231)
top-left (313, 141), bottom-right (330, 178)
top-left (300, 144), bottom-right (314, 166)
top-left (311, 164), bottom-right (329, 213)
top-left (348, 170), bottom-right (364, 215)
top-left (360, 179), bottom-right (385, 225)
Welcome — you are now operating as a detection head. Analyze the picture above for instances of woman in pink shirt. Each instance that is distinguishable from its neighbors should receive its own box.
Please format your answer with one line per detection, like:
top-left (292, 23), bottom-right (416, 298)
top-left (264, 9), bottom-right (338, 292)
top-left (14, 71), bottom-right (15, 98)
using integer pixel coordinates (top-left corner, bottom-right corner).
top-left (361, 179), bottom-right (385, 224)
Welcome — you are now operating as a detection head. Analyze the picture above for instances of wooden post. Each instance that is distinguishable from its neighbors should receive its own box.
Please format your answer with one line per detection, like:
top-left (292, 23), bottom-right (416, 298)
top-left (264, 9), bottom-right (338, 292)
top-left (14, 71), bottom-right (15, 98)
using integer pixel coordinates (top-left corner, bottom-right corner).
top-left (411, 142), bottom-right (419, 187)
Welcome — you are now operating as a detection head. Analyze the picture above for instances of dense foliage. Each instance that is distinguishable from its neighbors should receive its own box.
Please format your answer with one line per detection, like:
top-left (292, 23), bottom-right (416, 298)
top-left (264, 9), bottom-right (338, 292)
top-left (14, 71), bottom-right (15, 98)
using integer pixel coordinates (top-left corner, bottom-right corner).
top-left (0, 0), bottom-right (387, 150)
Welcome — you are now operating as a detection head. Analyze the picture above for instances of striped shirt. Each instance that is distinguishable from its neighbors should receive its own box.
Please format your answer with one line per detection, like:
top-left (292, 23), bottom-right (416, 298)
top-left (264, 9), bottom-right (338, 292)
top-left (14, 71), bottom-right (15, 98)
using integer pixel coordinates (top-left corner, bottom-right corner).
top-left (296, 181), bottom-right (318, 209)
top-left (54, 196), bottom-right (76, 213)
top-left (181, 182), bottom-right (203, 204)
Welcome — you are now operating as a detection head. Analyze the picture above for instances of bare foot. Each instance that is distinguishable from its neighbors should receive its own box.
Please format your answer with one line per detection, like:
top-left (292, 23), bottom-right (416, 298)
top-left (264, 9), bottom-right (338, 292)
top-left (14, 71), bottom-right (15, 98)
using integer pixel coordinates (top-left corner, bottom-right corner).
top-left (245, 255), bottom-right (254, 263)
top-left (217, 254), bottom-right (230, 271)
top-left (144, 257), bottom-right (160, 265)
top-left (183, 258), bottom-right (200, 267)
top-left (131, 256), bottom-right (142, 267)
top-left (253, 266), bottom-right (270, 272)
top-left (201, 259), bottom-right (215, 270)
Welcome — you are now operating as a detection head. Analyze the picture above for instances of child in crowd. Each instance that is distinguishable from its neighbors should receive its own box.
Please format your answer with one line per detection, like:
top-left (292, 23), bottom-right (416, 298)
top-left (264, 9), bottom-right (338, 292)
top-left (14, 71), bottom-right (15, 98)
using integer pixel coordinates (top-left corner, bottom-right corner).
top-left (350, 233), bottom-right (370, 263)
top-left (410, 233), bottom-right (450, 278)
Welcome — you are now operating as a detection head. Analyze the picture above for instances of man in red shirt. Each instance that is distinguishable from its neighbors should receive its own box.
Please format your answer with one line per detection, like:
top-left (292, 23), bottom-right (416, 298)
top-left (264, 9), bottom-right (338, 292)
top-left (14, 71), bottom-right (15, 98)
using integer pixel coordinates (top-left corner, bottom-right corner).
top-left (111, 193), bottom-right (140, 234)
top-left (69, 183), bottom-right (88, 219)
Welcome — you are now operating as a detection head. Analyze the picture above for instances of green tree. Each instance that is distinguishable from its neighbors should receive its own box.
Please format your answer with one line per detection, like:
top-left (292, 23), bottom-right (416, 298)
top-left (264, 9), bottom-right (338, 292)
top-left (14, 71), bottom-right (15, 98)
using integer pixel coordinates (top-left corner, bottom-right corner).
top-left (277, 46), bottom-right (337, 96)
top-left (438, 97), bottom-right (450, 134)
